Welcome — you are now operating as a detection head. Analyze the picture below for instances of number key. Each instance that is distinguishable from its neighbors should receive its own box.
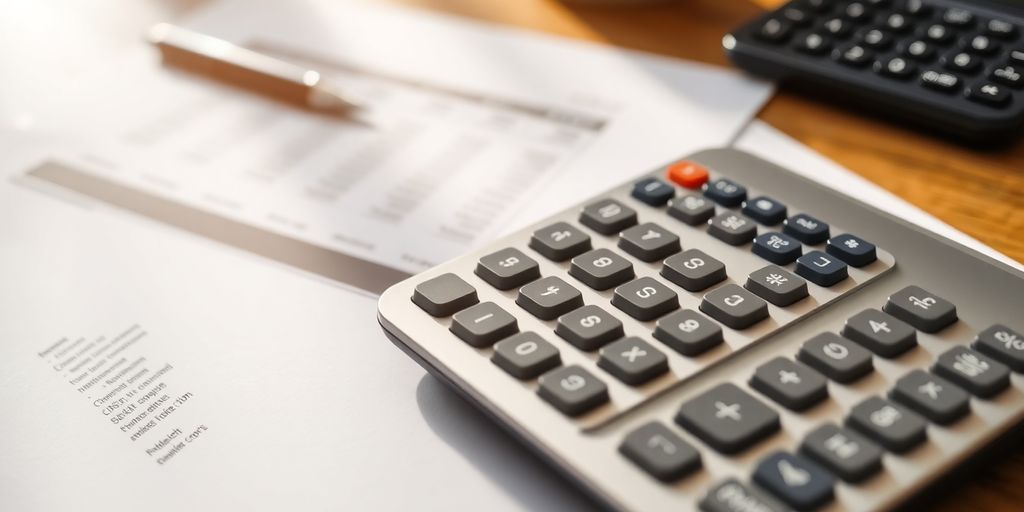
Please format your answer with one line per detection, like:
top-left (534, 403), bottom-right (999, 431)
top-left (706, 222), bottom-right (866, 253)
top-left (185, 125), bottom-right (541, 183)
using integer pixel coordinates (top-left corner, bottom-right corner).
top-left (654, 309), bottom-right (724, 356)
top-left (580, 198), bottom-right (637, 235)
top-left (883, 285), bottom-right (957, 332)
top-left (668, 194), bottom-right (715, 225)
top-left (475, 247), bottom-right (540, 290)
top-left (847, 396), bottom-right (927, 452)
top-left (618, 222), bottom-right (680, 262)
top-left (798, 332), bottom-right (873, 382)
top-left (842, 308), bottom-right (916, 357)
top-left (450, 302), bottom-right (519, 347)
top-left (661, 249), bottom-right (727, 291)
top-left (538, 365), bottom-right (609, 416)
top-left (700, 284), bottom-right (769, 330)
top-left (555, 305), bottom-right (624, 350)
top-left (569, 248), bottom-right (634, 290)
top-left (517, 276), bottom-right (584, 320)
top-left (491, 332), bottom-right (561, 379)
top-left (612, 277), bottom-right (679, 321)
top-left (619, 422), bottom-right (701, 482)
top-left (530, 222), bottom-right (591, 261)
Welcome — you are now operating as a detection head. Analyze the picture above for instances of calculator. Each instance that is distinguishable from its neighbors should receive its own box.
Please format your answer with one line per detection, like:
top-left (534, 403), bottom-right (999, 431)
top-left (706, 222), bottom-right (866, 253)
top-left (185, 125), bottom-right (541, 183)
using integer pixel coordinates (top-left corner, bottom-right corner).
top-left (724, 0), bottom-right (1024, 143)
top-left (377, 148), bottom-right (1024, 511)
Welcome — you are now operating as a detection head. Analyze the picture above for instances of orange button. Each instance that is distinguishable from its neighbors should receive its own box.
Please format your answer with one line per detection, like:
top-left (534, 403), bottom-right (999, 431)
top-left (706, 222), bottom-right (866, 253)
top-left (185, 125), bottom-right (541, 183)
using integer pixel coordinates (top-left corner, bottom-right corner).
top-left (667, 161), bottom-right (709, 189)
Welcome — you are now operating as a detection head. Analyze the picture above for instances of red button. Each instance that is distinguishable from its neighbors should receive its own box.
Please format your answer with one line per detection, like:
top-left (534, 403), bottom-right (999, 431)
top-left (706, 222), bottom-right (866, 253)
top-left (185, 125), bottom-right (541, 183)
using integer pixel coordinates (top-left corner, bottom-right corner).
top-left (667, 161), bottom-right (709, 189)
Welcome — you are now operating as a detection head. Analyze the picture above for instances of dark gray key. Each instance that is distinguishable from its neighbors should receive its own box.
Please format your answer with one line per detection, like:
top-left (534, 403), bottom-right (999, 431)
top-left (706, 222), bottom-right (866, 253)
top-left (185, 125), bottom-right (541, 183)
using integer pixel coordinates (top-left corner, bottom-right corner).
top-left (569, 248), bottom-right (634, 290)
top-left (847, 396), bottom-right (927, 452)
top-left (491, 332), bottom-right (561, 379)
top-left (700, 479), bottom-right (787, 512)
top-left (612, 277), bottom-right (679, 321)
top-left (707, 212), bottom-right (758, 246)
top-left (537, 365), bottom-right (609, 416)
top-left (579, 198), bottom-right (637, 235)
top-left (555, 305), bottom-right (623, 351)
top-left (529, 222), bottom-right (591, 261)
top-left (668, 194), bottom-right (715, 226)
top-left (618, 222), bottom-right (680, 262)
top-left (750, 357), bottom-right (828, 411)
top-left (703, 178), bottom-right (747, 207)
top-left (801, 423), bottom-right (883, 483)
top-left (745, 265), bottom-right (808, 307)
top-left (700, 284), bottom-right (769, 330)
top-left (517, 276), bottom-right (584, 320)
top-left (975, 324), bottom-right (1024, 371)
top-left (661, 249), bottom-right (727, 291)
top-left (631, 177), bottom-right (675, 206)
top-left (742, 196), bottom-right (787, 225)
top-left (826, 234), bottom-right (877, 267)
top-left (676, 383), bottom-right (780, 454)
top-left (619, 422), bottom-right (701, 482)
top-left (751, 232), bottom-right (802, 265)
top-left (450, 302), bottom-right (518, 347)
top-left (842, 308), bottom-right (917, 358)
top-left (784, 213), bottom-right (830, 244)
top-left (475, 247), bottom-right (540, 290)
top-left (412, 273), bottom-right (478, 317)
top-left (753, 451), bottom-right (834, 511)
top-left (883, 285), bottom-right (957, 333)
top-left (891, 370), bottom-right (970, 424)
top-left (933, 346), bottom-right (1010, 398)
top-left (798, 332), bottom-right (873, 383)
top-left (654, 309), bottom-right (724, 356)
top-left (599, 337), bottom-right (669, 385)
top-left (795, 250), bottom-right (848, 287)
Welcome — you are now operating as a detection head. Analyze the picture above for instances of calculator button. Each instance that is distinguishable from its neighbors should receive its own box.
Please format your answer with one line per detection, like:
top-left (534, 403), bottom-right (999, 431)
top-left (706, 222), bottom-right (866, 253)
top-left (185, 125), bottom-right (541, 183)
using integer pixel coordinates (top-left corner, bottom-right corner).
top-left (746, 265), bottom-right (808, 307)
top-left (921, 69), bottom-right (961, 92)
top-left (933, 346), bottom-right (1010, 398)
top-left (799, 332), bottom-right (874, 383)
top-left (701, 479), bottom-right (788, 512)
top-left (883, 285), bottom-right (957, 332)
top-left (450, 302), bottom-right (519, 348)
top-left (1013, 49), bottom-right (1024, 65)
top-left (598, 337), bottom-right (669, 385)
top-left (475, 247), bottom-right (540, 290)
top-left (882, 12), bottom-right (911, 33)
top-left (967, 82), bottom-right (1012, 107)
top-left (901, 0), bottom-right (930, 17)
top-left (942, 8), bottom-right (974, 28)
top-left (654, 309), bottom-right (724, 356)
top-left (752, 232), bottom-right (802, 265)
top-left (876, 56), bottom-right (916, 79)
top-left (668, 194), bottom-right (716, 225)
top-left (537, 365), bottom-right (609, 416)
top-left (991, 64), bottom-right (1023, 89)
top-left (861, 28), bottom-right (893, 50)
top-left (923, 23), bottom-right (953, 44)
top-left (801, 0), bottom-right (833, 13)
top-left (530, 222), bottom-right (592, 261)
top-left (666, 160), bottom-right (709, 189)
top-left (797, 32), bottom-right (832, 55)
top-left (708, 213), bottom-right (758, 246)
top-left (620, 422), bottom-right (701, 482)
top-left (756, 18), bottom-right (793, 43)
top-left (613, 277), bottom-right (679, 321)
top-left (781, 6), bottom-right (812, 27)
top-left (569, 248), bottom-right (635, 290)
top-left (753, 452), bottom-right (835, 511)
top-left (412, 273), bottom-right (479, 317)
top-left (822, 17), bottom-right (853, 38)
top-left (847, 396), bottom-right (927, 452)
top-left (701, 284), bottom-right (769, 330)
top-left (891, 370), bottom-right (970, 424)
top-left (842, 308), bottom-right (917, 357)
top-left (676, 383), bottom-right (780, 454)
top-left (986, 19), bottom-right (1018, 39)
top-left (555, 304), bottom-right (624, 351)
top-left (835, 44), bottom-right (874, 67)
top-left (631, 177), bottom-right (675, 206)
top-left (662, 249), bottom-right (727, 291)
top-left (795, 251), bottom-right (848, 287)
top-left (703, 178), bottom-right (747, 207)
top-left (843, 2), bottom-right (871, 22)
top-left (974, 324), bottom-right (1024, 371)
top-left (517, 276), bottom-right (584, 320)
top-left (491, 332), bottom-right (561, 379)
top-left (618, 222), bottom-right (681, 262)
top-left (903, 39), bottom-right (935, 61)
top-left (580, 199), bottom-right (637, 235)
top-left (750, 357), bottom-right (828, 410)
top-left (742, 196), bottom-right (787, 225)
top-left (801, 423), bottom-right (883, 482)
top-left (826, 233), bottom-right (877, 266)
top-left (964, 34), bottom-right (999, 56)
top-left (943, 51), bottom-right (981, 73)
top-left (783, 213), bottom-right (830, 244)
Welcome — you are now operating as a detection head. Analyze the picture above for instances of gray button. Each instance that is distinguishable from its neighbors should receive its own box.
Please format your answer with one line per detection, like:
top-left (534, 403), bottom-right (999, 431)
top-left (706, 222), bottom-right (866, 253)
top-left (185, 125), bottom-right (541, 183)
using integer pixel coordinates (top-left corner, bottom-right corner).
top-left (700, 479), bottom-right (787, 512)
top-left (529, 222), bottom-right (591, 261)
top-left (700, 284), bottom-right (769, 330)
top-left (662, 249), bottom-right (727, 291)
top-left (676, 383), bottom-right (780, 454)
top-left (450, 302), bottom-right (518, 347)
top-left (975, 324), bottom-right (1024, 371)
top-left (612, 277), bottom-right (679, 321)
top-left (933, 346), bottom-right (1010, 398)
top-left (668, 194), bottom-right (715, 226)
top-left (707, 212), bottom-right (757, 246)
top-left (569, 248), bottom-right (634, 290)
top-left (654, 309), bottom-right (724, 356)
top-left (598, 337), bottom-right (669, 385)
top-left (843, 308), bottom-right (917, 358)
top-left (475, 247), bottom-right (540, 290)
top-left (619, 422), bottom-right (700, 482)
top-left (491, 332), bottom-right (561, 379)
top-left (801, 423), bottom-right (883, 483)
top-left (555, 305), bottom-right (624, 351)
top-left (516, 276), bottom-right (583, 320)
top-left (798, 332), bottom-right (873, 383)
top-left (579, 198), bottom-right (637, 235)
top-left (745, 265), bottom-right (808, 307)
top-left (847, 396), bottom-right (927, 452)
top-left (891, 370), bottom-right (970, 424)
top-left (750, 357), bottom-right (828, 411)
top-left (618, 222), bottom-right (681, 262)
top-left (537, 365), bottom-right (609, 416)
top-left (883, 285), bottom-right (957, 333)
top-left (753, 451), bottom-right (834, 511)
top-left (412, 273), bottom-right (478, 317)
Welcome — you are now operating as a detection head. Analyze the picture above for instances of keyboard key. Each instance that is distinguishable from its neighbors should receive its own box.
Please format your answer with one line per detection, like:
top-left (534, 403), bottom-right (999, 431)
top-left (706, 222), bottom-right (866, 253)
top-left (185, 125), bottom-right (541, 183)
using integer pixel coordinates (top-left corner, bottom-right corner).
top-left (883, 12), bottom-right (911, 33)
top-left (1013, 49), bottom-right (1024, 65)
top-left (703, 178), bottom-right (747, 207)
top-left (491, 332), bottom-right (561, 379)
top-left (666, 160), bottom-right (709, 189)
top-left (750, 357), bottom-right (828, 410)
top-left (801, 0), bottom-right (833, 13)
top-left (801, 423), bottom-right (883, 482)
top-left (618, 222), bottom-right (681, 262)
top-left (517, 276), bottom-right (584, 320)
top-left (985, 19), bottom-right (1018, 39)
top-left (847, 396), bottom-right (927, 452)
top-left (780, 6), bottom-right (812, 26)
top-left (555, 305), bottom-right (624, 351)
top-left (708, 212), bottom-right (758, 246)
top-left (923, 23), bottom-right (953, 44)
top-left (891, 369), bottom-right (970, 424)
top-left (742, 196), bottom-right (787, 225)
top-left (842, 308), bottom-right (917, 357)
top-left (475, 247), bottom-right (541, 290)
top-left (883, 285), bottom-right (957, 332)
top-left (530, 222), bottom-right (592, 261)
top-left (668, 194), bottom-right (716, 225)
top-left (450, 302), bottom-right (519, 347)
top-left (598, 337), bottom-right (669, 385)
top-left (796, 32), bottom-right (832, 55)
top-left (876, 56), bottom-right (916, 79)
top-left (701, 479), bottom-right (787, 512)
top-left (822, 17), bottom-right (853, 38)
top-left (752, 232), bottom-right (802, 265)
top-left (654, 309), bottom-right (724, 356)
top-left (991, 64), bottom-right (1023, 89)
top-left (861, 28), bottom-right (893, 50)
top-left (619, 422), bottom-right (701, 482)
top-left (835, 44), bottom-right (874, 67)
top-left (826, 234), bottom-right (877, 266)
top-left (701, 284), bottom-right (769, 330)
top-left (412, 273), bottom-right (478, 316)
top-left (538, 365), bottom-right (609, 416)
top-left (964, 34), bottom-right (999, 56)
top-left (799, 332), bottom-right (874, 382)
top-left (943, 51), bottom-right (981, 73)
top-left (920, 69), bottom-right (961, 92)
top-left (580, 198), bottom-right (637, 235)
top-left (974, 324), bottom-right (1024, 371)
top-left (902, 0), bottom-right (930, 17)
top-left (746, 265), bottom-right (809, 307)
top-left (933, 346), bottom-right (1010, 397)
top-left (753, 452), bottom-right (835, 511)
top-left (612, 277), bottom-right (679, 321)
top-left (784, 213), bottom-right (830, 244)
top-left (795, 251), bottom-right (849, 287)
top-left (631, 177), bottom-right (675, 206)
top-left (756, 18), bottom-right (793, 43)
top-left (569, 248), bottom-right (635, 290)
top-left (843, 2), bottom-right (870, 22)
top-left (903, 39), bottom-right (935, 61)
top-left (676, 383), bottom-right (780, 454)
top-left (942, 8), bottom-right (973, 27)
top-left (968, 82), bottom-right (1012, 107)
top-left (662, 249), bottom-right (727, 291)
